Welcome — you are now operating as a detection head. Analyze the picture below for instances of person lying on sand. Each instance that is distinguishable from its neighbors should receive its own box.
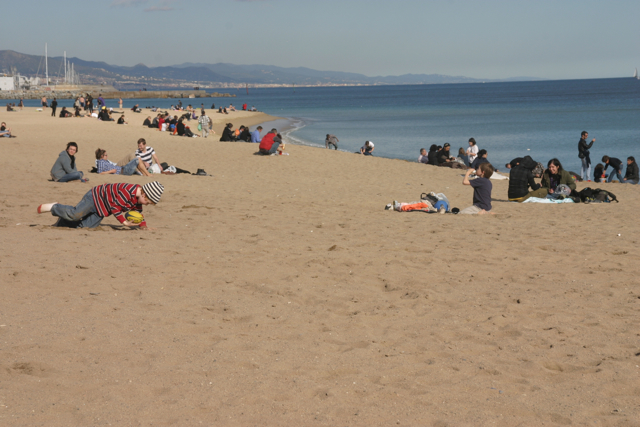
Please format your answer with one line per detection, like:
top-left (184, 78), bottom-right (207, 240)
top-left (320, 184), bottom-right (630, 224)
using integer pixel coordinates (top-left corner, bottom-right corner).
top-left (95, 148), bottom-right (150, 176)
top-left (37, 181), bottom-right (163, 230)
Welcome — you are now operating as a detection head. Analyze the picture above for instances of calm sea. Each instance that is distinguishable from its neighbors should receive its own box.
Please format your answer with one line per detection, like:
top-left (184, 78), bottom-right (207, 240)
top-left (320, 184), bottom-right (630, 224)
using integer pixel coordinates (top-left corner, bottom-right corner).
top-left (12, 78), bottom-right (640, 174)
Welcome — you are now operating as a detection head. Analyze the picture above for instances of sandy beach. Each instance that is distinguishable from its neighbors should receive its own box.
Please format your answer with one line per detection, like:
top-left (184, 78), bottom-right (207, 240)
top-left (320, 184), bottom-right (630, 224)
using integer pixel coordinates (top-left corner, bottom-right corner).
top-left (1, 108), bottom-right (639, 426)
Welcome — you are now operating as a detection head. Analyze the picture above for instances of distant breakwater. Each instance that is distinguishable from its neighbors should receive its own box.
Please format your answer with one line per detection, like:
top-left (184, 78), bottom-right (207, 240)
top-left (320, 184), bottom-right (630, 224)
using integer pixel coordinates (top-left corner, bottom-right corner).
top-left (0, 88), bottom-right (235, 100)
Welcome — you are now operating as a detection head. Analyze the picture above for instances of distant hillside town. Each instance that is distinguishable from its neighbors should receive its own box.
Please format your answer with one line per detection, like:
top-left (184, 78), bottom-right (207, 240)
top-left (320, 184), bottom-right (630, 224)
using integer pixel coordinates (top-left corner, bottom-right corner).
top-left (0, 49), bottom-right (544, 92)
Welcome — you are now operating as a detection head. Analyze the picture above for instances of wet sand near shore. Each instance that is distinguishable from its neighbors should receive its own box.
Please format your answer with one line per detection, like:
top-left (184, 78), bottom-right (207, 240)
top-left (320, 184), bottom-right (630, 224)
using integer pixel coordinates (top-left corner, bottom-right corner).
top-left (1, 108), bottom-right (639, 426)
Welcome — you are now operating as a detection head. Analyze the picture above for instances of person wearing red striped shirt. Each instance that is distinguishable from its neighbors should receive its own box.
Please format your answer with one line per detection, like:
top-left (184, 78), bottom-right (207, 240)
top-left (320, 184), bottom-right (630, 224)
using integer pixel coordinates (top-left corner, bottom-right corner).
top-left (37, 182), bottom-right (164, 229)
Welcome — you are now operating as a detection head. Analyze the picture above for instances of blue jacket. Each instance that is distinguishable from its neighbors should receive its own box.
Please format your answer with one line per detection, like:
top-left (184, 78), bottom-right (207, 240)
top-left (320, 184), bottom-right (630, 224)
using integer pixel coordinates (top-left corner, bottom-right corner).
top-left (250, 130), bottom-right (262, 143)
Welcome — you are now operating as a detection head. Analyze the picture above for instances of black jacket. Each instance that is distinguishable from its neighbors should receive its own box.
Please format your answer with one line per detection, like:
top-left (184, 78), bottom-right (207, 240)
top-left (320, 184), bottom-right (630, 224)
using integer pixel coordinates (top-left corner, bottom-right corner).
top-left (578, 138), bottom-right (594, 159)
top-left (508, 156), bottom-right (540, 199)
top-left (625, 161), bottom-right (639, 181)
top-left (220, 127), bottom-right (235, 142)
top-left (605, 157), bottom-right (623, 173)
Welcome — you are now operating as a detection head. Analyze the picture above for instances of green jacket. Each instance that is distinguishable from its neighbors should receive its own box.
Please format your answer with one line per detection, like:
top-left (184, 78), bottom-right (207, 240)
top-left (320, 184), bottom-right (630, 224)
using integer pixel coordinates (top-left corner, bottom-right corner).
top-left (541, 169), bottom-right (576, 191)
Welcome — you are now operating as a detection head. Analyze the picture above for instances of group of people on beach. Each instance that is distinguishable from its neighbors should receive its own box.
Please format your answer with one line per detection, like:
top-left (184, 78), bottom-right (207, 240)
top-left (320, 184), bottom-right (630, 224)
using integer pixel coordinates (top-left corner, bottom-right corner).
top-left (42, 137), bottom-right (165, 229)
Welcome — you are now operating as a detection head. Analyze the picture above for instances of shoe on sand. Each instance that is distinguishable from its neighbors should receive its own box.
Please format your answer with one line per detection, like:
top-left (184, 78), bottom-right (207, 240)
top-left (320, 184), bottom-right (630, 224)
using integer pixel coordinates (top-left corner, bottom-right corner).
top-left (37, 203), bottom-right (57, 214)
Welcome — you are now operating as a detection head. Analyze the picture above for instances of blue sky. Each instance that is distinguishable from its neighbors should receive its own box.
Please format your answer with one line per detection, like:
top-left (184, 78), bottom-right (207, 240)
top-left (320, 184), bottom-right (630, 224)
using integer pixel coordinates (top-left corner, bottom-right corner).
top-left (1, 0), bottom-right (638, 80)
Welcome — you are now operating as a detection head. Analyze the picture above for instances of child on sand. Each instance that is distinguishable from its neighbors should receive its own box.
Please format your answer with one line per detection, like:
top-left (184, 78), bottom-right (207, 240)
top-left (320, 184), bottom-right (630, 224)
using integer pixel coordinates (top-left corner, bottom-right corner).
top-left (461, 162), bottom-right (494, 214)
top-left (37, 181), bottom-right (163, 229)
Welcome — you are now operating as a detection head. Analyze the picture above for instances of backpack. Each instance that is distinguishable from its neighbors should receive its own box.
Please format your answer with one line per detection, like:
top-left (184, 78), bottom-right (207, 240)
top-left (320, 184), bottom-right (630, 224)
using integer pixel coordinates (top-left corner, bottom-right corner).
top-left (578, 187), bottom-right (619, 203)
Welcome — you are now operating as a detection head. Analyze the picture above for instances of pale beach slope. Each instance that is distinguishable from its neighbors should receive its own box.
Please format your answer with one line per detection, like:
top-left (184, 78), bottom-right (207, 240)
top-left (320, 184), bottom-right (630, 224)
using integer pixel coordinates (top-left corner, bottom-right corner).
top-left (0, 108), bottom-right (639, 426)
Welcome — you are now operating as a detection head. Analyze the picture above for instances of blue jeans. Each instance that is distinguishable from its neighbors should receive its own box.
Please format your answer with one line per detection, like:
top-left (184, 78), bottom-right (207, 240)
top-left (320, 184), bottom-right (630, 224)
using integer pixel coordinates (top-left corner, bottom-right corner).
top-left (268, 142), bottom-right (281, 154)
top-left (580, 158), bottom-right (591, 181)
top-left (121, 158), bottom-right (139, 176)
top-left (622, 179), bottom-right (638, 184)
top-left (57, 171), bottom-right (84, 182)
top-left (50, 190), bottom-right (103, 228)
top-left (607, 169), bottom-right (623, 183)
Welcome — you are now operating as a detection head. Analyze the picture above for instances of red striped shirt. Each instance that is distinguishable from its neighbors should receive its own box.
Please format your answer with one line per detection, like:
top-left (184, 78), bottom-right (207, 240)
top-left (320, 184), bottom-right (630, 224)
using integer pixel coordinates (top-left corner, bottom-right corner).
top-left (91, 183), bottom-right (146, 226)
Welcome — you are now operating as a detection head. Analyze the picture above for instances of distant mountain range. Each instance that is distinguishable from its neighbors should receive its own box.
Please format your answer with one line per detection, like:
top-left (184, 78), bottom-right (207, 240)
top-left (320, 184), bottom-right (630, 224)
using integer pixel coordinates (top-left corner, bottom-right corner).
top-left (0, 50), bottom-right (544, 89)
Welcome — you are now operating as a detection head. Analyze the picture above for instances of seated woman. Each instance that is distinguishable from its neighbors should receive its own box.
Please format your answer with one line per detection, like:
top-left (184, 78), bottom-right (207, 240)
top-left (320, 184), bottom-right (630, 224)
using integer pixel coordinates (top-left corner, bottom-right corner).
top-left (457, 147), bottom-right (469, 167)
top-left (360, 141), bottom-right (374, 156)
top-left (95, 149), bottom-right (150, 176)
top-left (508, 155), bottom-right (545, 202)
top-left (59, 107), bottom-right (73, 118)
top-left (74, 106), bottom-right (85, 117)
top-left (220, 123), bottom-right (235, 141)
top-left (238, 125), bottom-right (251, 142)
top-left (143, 116), bottom-right (152, 127)
top-left (427, 144), bottom-right (439, 165)
top-left (117, 115), bottom-right (127, 125)
top-left (50, 142), bottom-right (88, 183)
top-left (0, 122), bottom-right (13, 137)
top-left (541, 158), bottom-right (576, 194)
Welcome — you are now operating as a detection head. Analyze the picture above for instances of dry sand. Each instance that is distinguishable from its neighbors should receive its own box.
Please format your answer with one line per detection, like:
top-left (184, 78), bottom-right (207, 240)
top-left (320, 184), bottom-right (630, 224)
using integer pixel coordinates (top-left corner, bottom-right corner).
top-left (1, 108), bottom-right (639, 426)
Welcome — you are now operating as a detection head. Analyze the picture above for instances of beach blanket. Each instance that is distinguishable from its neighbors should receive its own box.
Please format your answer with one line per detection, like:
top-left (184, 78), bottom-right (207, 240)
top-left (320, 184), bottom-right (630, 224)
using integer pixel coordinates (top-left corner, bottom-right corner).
top-left (522, 197), bottom-right (575, 204)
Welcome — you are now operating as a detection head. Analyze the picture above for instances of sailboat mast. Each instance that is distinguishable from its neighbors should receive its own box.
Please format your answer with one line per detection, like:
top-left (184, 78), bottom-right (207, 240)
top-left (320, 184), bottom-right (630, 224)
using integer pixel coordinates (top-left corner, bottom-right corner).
top-left (64, 51), bottom-right (67, 83)
top-left (45, 43), bottom-right (49, 86)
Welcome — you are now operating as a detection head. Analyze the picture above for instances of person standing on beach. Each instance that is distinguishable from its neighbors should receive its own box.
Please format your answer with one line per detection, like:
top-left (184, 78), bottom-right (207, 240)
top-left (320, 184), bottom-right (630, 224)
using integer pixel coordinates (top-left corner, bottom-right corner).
top-left (198, 111), bottom-right (211, 138)
top-left (41, 96), bottom-right (48, 109)
top-left (86, 94), bottom-right (93, 113)
top-left (326, 134), bottom-right (339, 150)
top-left (119, 98), bottom-right (123, 109)
top-left (578, 131), bottom-right (595, 181)
top-left (97, 94), bottom-right (105, 109)
top-left (50, 98), bottom-right (58, 117)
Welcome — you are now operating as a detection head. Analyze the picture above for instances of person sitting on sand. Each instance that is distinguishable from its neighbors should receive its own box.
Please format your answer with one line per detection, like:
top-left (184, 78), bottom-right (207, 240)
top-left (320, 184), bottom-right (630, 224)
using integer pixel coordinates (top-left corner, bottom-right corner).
top-left (427, 144), bottom-right (439, 165)
top-left (220, 123), bottom-right (235, 141)
top-left (360, 141), bottom-right (374, 156)
top-left (238, 125), bottom-right (251, 142)
top-left (466, 138), bottom-right (479, 162)
top-left (176, 118), bottom-right (195, 137)
top-left (117, 115), bottom-right (127, 125)
top-left (59, 107), bottom-right (73, 118)
top-left (6, 103), bottom-right (15, 112)
top-left (95, 148), bottom-right (150, 176)
top-left (593, 163), bottom-right (606, 183)
top-left (602, 155), bottom-right (624, 183)
top-left (37, 181), bottom-right (163, 229)
top-left (143, 116), bottom-right (152, 127)
top-left (457, 147), bottom-right (469, 167)
top-left (97, 107), bottom-right (112, 121)
top-left (418, 148), bottom-right (429, 164)
top-left (0, 122), bottom-right (13, 138)
top-left (461, 162), bottom-right (494, 214)
top-left (131, 104), bottom-right (141, 113)
top-left (259, 129), bottom-right (285, 155)
top-left (622, 156), bottom-right (639, 184)
top-left (228, 104), bottom-right (236, 112)
top-left (508, 155), bottom-right (544, 202)
top-left (437, 143), bottom-right (456, 164)
top-left (541, 158), bottom-right (576, 194)
top-left (50, 142), bottom-right (88, 183)
top-left (470, 149), bottom-right (489, 170)
top-left (251, 126), bottom-right (263, 143)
